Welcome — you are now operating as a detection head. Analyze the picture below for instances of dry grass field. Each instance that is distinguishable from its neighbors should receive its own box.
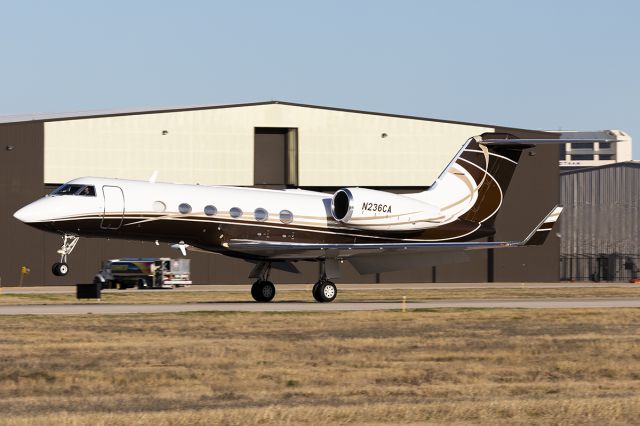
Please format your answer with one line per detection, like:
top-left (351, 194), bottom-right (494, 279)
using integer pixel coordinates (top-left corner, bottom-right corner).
top-left (2, 285), bottom-right (640, 305)
top-left (1, 308), bottom-right (640, 425)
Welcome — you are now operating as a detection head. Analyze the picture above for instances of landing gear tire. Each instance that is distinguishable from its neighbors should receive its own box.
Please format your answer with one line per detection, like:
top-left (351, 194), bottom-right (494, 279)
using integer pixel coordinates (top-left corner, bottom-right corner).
top-left (312, 282), bottom-right (321, 300)
top-left (251, 280), bottom-right (276, 302)
top-left (313, 280), bottom-right (337, 303)
top-left (52, 262), bottom-right (69, 276)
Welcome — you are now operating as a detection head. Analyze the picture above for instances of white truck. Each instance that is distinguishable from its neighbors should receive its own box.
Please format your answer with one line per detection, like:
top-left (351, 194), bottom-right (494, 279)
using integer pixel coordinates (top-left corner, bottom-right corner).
top-left (94, 258), bottom-right (192, 289)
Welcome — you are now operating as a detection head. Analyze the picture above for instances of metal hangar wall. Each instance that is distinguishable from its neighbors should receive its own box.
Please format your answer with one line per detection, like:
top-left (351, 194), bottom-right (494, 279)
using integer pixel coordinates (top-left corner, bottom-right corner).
top-left (560, 162), bottom-right (640, 281)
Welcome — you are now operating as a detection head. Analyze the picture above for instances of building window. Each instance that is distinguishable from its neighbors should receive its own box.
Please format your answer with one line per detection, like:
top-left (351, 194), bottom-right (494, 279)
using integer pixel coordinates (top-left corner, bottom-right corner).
top-left (254, 208), bottom-right (269, 222)
top-left (230, 207), bottom-right (243, 218)
top-left (571, 142), bottom-right (593, 150)
top-left (204, 205), bottom-right (217, 216)
top-left (279, 210), bottom-right (294, 224)
top-left (571, 154), bottom-right (594, 161)
top-left (178, 203), bottom-right (192, 214)
top-left (599, 154), bottom-right (614, 161)
top-left (599, 142), bottom-right (611, 150)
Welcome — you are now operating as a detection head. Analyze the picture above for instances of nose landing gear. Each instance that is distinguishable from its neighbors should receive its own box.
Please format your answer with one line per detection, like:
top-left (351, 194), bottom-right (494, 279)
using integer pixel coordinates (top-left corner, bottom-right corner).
top-left (52, 262), bottom-right (69, 276)
top-left (52, 234), bottom-right (79, 276)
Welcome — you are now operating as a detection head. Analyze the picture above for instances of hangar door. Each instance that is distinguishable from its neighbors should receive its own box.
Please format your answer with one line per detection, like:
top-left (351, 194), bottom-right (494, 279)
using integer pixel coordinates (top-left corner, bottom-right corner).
top-left (254, 128), bottom-right (298, 187)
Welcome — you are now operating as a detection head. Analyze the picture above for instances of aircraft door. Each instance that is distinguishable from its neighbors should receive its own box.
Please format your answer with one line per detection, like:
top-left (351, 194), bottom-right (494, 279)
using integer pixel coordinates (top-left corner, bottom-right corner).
top-left (101, 185), bottom-right (125, 230)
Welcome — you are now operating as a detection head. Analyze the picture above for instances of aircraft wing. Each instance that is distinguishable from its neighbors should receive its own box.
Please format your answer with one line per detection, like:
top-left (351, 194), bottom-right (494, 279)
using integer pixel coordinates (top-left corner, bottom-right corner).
top-left (225, 206), bottom-right (563, 273)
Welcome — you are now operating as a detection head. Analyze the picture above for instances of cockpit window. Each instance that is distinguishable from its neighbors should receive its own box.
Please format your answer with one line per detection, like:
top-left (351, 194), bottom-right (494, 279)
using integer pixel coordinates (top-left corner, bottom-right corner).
top-left (51, 184), bottom-right (83, 195)
top-left (77, 186), bottom-right (96, 196)
top-left (50, 184), bottom-right (96, 197)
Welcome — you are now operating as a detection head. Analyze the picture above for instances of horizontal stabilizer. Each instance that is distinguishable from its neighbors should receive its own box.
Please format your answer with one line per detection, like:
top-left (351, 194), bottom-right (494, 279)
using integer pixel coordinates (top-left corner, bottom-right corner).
top-left (480, 138), bottom-right (616, 145)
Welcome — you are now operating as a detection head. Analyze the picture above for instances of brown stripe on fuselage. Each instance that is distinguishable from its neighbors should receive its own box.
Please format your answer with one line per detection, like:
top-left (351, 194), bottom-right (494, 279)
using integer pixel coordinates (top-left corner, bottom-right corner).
top-left (43, 211), bottom-right (493, 250)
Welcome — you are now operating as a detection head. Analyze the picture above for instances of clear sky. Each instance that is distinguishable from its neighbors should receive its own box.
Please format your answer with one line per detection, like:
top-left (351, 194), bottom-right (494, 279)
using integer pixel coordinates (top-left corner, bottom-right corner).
top-left (1, 0), bottom-right (638, 158)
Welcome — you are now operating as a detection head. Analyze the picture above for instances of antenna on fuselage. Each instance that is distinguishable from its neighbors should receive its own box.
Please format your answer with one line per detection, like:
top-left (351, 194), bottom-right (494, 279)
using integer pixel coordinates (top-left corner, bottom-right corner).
top-left (148, 170), bottom-right (159, 183)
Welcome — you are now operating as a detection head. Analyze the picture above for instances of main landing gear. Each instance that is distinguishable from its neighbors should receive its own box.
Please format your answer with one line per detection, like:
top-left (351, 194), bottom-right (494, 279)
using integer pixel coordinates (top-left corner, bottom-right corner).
top-left (313, 258), bottom-right (339, 303)
top-left (52, 234), bottom-right (79, 276)
top-left (248, 259), bottom-right (340, 303)
top-left (251, 280), bottom-right (276, 302)
top-left (250, 262), bottom-right (276, 302)
top-left (312, 279), bottom-right (337, 303)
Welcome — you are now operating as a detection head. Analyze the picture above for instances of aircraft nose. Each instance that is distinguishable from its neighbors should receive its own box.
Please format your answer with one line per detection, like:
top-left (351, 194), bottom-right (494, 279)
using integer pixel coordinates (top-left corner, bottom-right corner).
top-left (14, 203), bottom-right (39, 223)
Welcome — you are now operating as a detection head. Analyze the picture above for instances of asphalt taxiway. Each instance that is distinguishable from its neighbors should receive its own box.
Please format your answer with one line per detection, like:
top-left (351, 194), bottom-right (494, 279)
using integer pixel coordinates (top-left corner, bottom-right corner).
top-left (3, 282), bottom-right (638, 295)
top-left (2, 283), bottom-right (639, 315)
top-left (2, 297), bottom-right (640, 315)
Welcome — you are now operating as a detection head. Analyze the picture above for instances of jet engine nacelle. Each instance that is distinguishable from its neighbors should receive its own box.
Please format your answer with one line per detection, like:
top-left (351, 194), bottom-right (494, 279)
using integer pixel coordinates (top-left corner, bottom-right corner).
top-left (330, 188), bottom-right (444, 231)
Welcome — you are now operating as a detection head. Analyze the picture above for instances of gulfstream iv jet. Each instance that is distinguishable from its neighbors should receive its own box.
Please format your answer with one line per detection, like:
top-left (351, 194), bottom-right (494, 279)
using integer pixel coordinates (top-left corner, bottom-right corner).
top-left (14, 134), bottom-right (574, 302)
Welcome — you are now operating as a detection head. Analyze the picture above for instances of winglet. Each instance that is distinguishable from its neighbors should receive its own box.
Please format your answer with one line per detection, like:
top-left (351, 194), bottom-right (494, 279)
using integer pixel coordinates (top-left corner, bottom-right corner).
top-left (520, 205), bottom-right (563, 246)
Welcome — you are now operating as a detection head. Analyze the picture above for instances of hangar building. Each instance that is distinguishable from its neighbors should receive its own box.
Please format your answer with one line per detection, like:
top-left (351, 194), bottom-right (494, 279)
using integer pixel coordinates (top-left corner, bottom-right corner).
top-left (1, 101), bottom-right (563, 286)
top-left (560, 161), bottom-right (640, 281)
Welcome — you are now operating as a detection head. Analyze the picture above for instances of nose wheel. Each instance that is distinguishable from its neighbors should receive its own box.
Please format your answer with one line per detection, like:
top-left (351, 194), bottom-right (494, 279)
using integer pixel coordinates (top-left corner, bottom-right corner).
top-left (52, 262), bottom-right (69, 276)
top-left (51, 234), bottom-right (79, 277)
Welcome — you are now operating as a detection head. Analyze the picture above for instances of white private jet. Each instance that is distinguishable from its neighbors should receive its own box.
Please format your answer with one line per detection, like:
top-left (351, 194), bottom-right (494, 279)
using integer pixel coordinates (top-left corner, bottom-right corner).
top-left (14, 134), bottom-right (586, 302)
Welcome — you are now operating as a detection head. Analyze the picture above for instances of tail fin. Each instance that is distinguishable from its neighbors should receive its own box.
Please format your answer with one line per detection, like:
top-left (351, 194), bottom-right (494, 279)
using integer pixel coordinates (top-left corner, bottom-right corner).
top-left (454, 133), bottom-right (529, 226)
top-left (407, 133), bottom-right (540, 235)
top-left (408, 133), bottom-right (611, 241)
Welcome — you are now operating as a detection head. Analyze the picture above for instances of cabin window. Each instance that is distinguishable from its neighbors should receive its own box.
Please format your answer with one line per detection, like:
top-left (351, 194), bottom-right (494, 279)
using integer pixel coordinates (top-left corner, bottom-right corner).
top-left (279, 210), bottom-right (294, 224)
top-left (254, 208), bottom-right (268, 222)
top-left (153, 201), bottom-right (166, 212)
top-left (230, 207), bottom-right (243, 218)
top-left (178, 203), bottom-right (192, 214)
top-left (204, 205), bottom-right (217, 216)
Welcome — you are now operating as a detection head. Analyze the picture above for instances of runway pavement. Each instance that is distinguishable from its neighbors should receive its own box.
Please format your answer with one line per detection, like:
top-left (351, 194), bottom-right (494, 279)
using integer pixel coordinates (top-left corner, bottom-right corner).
top-left (2, 282), bottom-right (638, 294)
top-left (2, 297), bottom-right (640, 315)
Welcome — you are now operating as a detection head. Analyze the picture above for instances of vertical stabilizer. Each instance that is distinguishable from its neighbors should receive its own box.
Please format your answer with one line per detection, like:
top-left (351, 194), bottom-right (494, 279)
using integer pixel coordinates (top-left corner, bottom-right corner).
top-left (454, 133), bottom-right (530, 226)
